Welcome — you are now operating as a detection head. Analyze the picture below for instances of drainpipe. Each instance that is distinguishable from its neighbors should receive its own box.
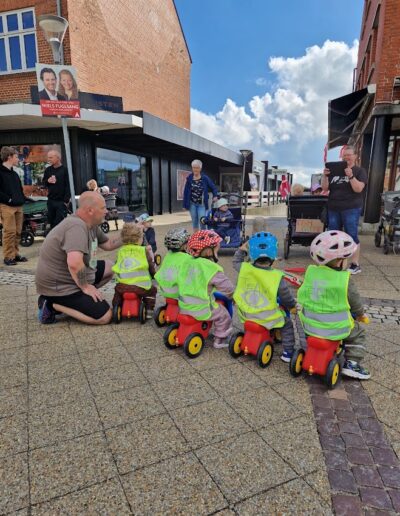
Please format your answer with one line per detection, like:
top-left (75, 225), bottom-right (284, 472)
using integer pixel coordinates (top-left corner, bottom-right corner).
top-left (56, 0), bottom-right (64, 64)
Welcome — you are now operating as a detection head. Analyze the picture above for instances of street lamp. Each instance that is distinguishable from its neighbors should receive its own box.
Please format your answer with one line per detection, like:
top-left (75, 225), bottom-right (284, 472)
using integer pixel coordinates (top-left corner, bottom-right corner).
top-left (240, 149), bottom-right (252, 203)
top-left (37, 14), bottom-right (76, 212)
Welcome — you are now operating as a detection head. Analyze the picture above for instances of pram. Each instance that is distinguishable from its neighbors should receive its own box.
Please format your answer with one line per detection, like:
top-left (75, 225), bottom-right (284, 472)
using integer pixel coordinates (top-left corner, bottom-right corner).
top-left (0, 199), bottom-right (48, 247)
top-left (374, 191), bottom-right (400, 254)
top-left (200, 193), bottom-right (247, 249)
top-left (284, 195), bottom-right (328, 259)
top-left (100, 193), bottom-right (119, 233)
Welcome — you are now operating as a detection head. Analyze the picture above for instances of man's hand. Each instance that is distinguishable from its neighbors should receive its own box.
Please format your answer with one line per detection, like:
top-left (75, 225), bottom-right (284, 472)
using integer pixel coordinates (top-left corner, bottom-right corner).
top-left (82, 284), bottom-right (104, 302)
top-left (344, 167), bottom-right (353, 178)
top-left (48, 175), bottom-right (57, 184)
top-left (221, 217), bottom-right (226, 222)
top-left (323, 168), bottom-right (330, 176)
top-left (212, 196), bottom-right (218, 202)
top-left (213, 216), bottom-right (218, 221)
top-left (239, 241), bottom-right (248, 252)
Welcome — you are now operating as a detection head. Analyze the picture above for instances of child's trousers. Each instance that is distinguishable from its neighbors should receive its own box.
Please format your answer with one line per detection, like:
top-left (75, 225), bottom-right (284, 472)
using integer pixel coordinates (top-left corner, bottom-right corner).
top-left (280, 317), bottom-right (295, 353)
top-left (209, 304), bottom-right (233, 338)
top-left (343, 321), bottom-right (366, 362)
top-left (112, 283), bottom-right (157, 310)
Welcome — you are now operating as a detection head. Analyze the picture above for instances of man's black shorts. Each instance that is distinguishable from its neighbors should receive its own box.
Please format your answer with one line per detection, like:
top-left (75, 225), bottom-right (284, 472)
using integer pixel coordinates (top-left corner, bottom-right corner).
top-left (45, 260), bottom-right (110, 320)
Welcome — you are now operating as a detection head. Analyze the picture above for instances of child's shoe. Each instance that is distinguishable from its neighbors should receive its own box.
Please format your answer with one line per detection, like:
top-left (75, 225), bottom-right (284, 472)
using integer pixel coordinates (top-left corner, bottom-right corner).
top-left (38, 296), bottom-right (57, 324)
top-left (280, 350), bottom-right (293, 363)
top-left (213, 337), bottom-right (229, 349)
top-left (342, 360), bottom-right (370, 380)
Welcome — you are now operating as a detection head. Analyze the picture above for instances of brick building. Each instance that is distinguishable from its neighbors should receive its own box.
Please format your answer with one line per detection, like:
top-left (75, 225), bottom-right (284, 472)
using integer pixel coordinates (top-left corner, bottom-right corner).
top-left (327, 0), bottom-right (400, 223)
top-left (0, 0), bottom-right (242, 214)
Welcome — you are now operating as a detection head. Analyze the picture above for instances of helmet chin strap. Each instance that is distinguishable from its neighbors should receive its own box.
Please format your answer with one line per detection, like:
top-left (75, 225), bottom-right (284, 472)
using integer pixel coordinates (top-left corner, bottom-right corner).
top-left (212, 248), bottom-right (219, 263)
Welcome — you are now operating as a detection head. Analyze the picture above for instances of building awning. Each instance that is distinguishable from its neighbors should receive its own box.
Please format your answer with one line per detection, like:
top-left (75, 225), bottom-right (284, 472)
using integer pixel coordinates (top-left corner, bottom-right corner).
top-left (327, 88), bottom-right (369, 149)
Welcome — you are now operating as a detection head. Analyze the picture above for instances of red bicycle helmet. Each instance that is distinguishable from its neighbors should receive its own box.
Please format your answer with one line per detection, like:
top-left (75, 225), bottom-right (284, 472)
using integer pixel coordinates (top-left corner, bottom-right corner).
top-left (187, 230), bottom-right (222, 257)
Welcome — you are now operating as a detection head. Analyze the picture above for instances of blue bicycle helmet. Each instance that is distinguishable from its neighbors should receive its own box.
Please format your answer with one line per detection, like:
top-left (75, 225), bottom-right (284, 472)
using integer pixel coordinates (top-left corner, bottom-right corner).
top-left (248, 232), bottom-right (278, 262)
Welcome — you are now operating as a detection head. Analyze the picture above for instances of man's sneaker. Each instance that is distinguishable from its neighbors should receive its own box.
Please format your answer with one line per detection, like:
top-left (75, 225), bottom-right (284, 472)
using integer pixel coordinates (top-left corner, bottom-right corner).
top-left (4, 258), bottom-right (17, 266)
top-left (348, 263), bottom-right (362, 275)
top-left (280, 350), bottom-right (293, 363)
top-left (38, 296), bottom-right (56, 324)
top-left (224, 236), bottom-right (231, 244)
top-left (342, 360), bottom-right (370, 380)
top-left (213, 337), bottom-right (229, 349)
top-left (15, 255), bottom-right (28, 262)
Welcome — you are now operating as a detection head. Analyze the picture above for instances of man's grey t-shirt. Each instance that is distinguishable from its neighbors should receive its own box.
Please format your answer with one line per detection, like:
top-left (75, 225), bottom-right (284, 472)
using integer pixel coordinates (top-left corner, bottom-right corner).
top-left (36, 215), bottom-right (108, 296)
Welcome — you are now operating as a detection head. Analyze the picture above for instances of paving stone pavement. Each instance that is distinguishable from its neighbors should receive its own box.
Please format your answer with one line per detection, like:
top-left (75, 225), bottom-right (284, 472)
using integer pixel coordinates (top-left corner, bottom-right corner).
top-left (1, 217), bottom-right (400, 514)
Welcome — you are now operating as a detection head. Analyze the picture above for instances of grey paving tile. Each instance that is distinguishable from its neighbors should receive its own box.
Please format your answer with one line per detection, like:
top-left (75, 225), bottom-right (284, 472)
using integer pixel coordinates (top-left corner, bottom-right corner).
top-left (79, 345), bottom-right (133, 372)
top-left (29, 398), bottom-right (102, 449)
top-left (29, 433), bottom-right (118, 504)
top-left (152, 372), bottom-right (218, 411)
top-left (196, 432), bottom-right (297, 504)
top-left (369, 390), bottom-right (400, 430)
top-left (107, 413), bottom-right (189, 473)
top-left (0, 452), bottom-right (29, 513)
top-left (271, 379), bottom-right (314, 414)
top-left (28, 354), bottom-right (84, 384)
top-left (170, 398), bottom-right (250, 448)
top-left (122, 452), bottom-right (226, 514)
top-left (27, 328), bottom-right (73, 345)
top-left (30, 478), bottom-right (131, 515)
top-left (0, 413), bottom-right (28, 458)
top-left (304, 469), bottom-right (332, 506)
top-left (86, 361), bottom-right (147, 396)
top-left (244, 355), bottom-right (294, 385)
top-left (122, 333), bottom-right (171, 360)
top-left (235, 478), bottom-right (331, 515)
top-left (200, 363), bottom-right (265, 396)
top-left (182, 345), bottom-right (235, 371)
top-left (0, 364), bottom-right (27, 389)
top-left (136, 353), bottom-right (194, 383)
top-left (27, 339), bottom-right (78, 362)
top-left (95, 383), bottom-right (165, 429)
top-left (0, 385), bottom-right (27, 418)
top-left (226, 386), bottom-right (296, 430)
top-left (29, 373), bottom-right (91, 410)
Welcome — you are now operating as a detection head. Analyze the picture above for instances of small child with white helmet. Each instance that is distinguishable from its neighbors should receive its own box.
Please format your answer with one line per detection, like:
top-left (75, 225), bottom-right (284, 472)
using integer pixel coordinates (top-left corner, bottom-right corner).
top-left (297, 230), bottom-right (370, 380)
top-left (233, 232), bottom-right (296, 362)
top-left (210, 198), bottom-right (234, 243)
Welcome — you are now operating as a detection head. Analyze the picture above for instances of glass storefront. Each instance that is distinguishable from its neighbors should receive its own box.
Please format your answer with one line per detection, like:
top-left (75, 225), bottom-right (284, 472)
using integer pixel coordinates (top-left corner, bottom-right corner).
top-left (96, 148), bottom-right (147, 211)
top-left (383, 136), bottom-right (400, 191)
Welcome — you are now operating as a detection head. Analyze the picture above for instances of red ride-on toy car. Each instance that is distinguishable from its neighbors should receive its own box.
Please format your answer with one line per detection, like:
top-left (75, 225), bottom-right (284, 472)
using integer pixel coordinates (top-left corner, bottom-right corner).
top-left (154, 298), bottom-right (179, 327)
top-left (228, 321), bottom-right (275, 368)
top-left (289, 337), bottom-right (344, 389)
top-left (163, 313), bottom-right (212, 359)
top-left (113, 292), bottom-right (147, 324)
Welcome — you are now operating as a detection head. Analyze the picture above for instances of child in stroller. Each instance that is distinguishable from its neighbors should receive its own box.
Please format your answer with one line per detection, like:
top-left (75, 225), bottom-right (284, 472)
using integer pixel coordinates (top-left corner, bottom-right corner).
top-left (201, 198), bottom-right (243, 247)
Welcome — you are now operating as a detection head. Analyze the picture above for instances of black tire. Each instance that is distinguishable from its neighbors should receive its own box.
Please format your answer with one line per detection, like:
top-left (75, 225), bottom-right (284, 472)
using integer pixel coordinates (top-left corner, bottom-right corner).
top-left (257, 340), bottom-right (274, 368)
top-left (284, 234), bottom-right (290, 259)
top-left (139, 302), bottom-right (147, 324)
top-left (154, 305), bottom-right (167, 327)
top-left (163, 323), bottom-right (179, 349)
top-left (200, 216), bottom-right (207, 226)
top-left (20, 231), bottom-right (34, 247)
top-left (290, 349), bottom-right (305, 377)
top-left (374, 230), bottom-right (382, 248)
top-left (101, 221), bottom-right (110, 233)
top-left (183, 332), bottom-right (204, 359)
top-left (155, 254), bottom-right (162, 266)
top-left (112, 304), bottom-right (121, 324)
top-left (326, 358), bottom-right (341, 389)
top-left (228, 332), bottom-right (244, 359)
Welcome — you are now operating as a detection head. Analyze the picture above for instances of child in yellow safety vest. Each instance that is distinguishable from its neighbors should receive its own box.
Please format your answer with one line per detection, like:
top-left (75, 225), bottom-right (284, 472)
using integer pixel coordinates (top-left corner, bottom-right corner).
top-left (233, 232), bottom-right (296, 362)
top-left (155, 227), bottom-right (192, 299)
top-left (178, 230), bottom-right (234, 348)
top-left (297, 230), bottom-right (370, 380)
top-left (111, 223), bottom-right (157, 311)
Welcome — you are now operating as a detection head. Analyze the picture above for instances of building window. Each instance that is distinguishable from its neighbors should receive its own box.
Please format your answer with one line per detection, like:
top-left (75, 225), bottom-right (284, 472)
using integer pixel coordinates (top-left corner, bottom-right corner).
top-left (0, 8), bottom-right (37, 74)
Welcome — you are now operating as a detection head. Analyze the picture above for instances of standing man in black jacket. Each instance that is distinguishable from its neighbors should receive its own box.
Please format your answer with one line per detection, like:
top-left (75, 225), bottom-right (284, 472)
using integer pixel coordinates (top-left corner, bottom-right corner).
top-left (0, 146), bottom-right (28, 265)
top-left (43, 149), bottom-right (70, 229)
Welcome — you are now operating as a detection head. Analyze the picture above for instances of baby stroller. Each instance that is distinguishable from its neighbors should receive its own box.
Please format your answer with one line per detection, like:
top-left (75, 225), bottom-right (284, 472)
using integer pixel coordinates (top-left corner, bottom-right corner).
top-left (100, 187), bottom-right (119, 233)
top-left (284, 195), bottom-right (328, 258)
top-left (200, 194), bottom-right (247, 249)
top-left (0, 199), bottom-right (48, 247)
top-left (374, 191), bottom-right (400, 254)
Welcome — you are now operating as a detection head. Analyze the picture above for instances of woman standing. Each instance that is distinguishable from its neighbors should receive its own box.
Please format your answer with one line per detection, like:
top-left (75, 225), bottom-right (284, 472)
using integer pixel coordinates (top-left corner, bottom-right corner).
top-left (58, 69), bottom-right (79, 100)
top-left (183, 159), bottom-right (218, 231)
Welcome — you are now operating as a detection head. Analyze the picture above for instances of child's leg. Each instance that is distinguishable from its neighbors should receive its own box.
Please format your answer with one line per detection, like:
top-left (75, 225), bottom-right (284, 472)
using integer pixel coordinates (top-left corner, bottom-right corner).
top-left (280, 316), bottom-right (295, 353)
top-left (143, 285), bottom-right (157, 310)
top-left (209, 304), bottom-right (232, 339)
top-left (112, 284), bottom-right (124, 307)
top-left (343, 321), bottom-right (366, 363)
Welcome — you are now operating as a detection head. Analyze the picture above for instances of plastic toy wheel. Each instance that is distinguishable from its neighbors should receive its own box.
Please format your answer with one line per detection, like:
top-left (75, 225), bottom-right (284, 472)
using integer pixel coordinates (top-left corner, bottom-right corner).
top-left (20, 231), bottom-right (34, 247)
top-left (139, 302), bottom-right (147, 324)
top-left (112, 304), bottom-right (121, 324)
top-left (163, 323), bottom-right (179, 349)
top-left (154, 254), bottom-right (162, 266)
top-left (283, 235), bottom-right (290, 259)
top-left (228, 332), bottom-right (244, 359)
top-left (383, 239), bottom-right (390, 254)
top-left (257, 340), bottom-right (274, 368)
top-left (101, 221), bottom-right (110, 233)
top-left (290, 349), bottom-right (305, 377)
top-left (326, 358), bottom-right (341, 389)
top-left (154, 305), bottom-right (167, 327)
top-left (183, 332), bottom-right (204, 359)
top-left (374, 230), bottom-right (382, 248)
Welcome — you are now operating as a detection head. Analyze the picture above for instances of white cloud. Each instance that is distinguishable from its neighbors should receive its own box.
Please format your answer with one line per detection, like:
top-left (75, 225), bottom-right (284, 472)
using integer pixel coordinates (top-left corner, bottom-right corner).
top-left (255, 77), bottom-right (268, 86)
top-left (191, 40), bottom-right (358, 184)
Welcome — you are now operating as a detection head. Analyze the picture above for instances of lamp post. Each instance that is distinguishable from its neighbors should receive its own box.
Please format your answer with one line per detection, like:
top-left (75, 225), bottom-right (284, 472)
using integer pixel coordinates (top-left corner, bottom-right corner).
top-left (37, 14), bottom-right (77, 212)
top-left (239, 149), bottom-right (252, 206)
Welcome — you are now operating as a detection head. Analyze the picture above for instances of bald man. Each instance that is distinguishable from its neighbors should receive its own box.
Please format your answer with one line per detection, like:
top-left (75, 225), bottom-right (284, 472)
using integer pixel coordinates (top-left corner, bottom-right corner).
top-left (36, 192), bottom-right (122, 325)
top-left (43, 149), bottom-right (70, 228)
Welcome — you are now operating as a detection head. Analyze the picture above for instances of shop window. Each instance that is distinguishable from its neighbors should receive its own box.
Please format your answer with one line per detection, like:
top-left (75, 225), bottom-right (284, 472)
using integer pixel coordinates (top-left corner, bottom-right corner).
top-left (0, 8), bottom-right (37, 74)
top-left (96, 148), bottom-right (148, 212)
top-left (383, 138), bottom-right (394, 191)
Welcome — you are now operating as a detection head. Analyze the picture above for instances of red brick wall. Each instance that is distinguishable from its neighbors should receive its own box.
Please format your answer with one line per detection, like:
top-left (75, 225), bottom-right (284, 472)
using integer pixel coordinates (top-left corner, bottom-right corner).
top-left (0, 0), bottom-right (70, 103)
top-left (67, 0), bottom-right (191, 128)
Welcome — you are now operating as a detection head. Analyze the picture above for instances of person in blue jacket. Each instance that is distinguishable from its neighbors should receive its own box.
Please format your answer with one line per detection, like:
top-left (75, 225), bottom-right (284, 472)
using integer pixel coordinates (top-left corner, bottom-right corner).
top-left (183, 159), bottom-right (219, 231)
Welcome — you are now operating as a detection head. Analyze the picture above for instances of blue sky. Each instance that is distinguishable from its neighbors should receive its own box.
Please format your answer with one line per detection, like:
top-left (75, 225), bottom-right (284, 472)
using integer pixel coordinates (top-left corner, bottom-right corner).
top-left (175, 0), bottom-right (365, 181)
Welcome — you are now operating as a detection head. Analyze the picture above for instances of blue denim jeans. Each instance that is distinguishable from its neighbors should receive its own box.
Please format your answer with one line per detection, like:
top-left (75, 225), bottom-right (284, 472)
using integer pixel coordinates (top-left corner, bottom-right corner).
top-left (328, 207), bottom-right (362, 244)
top-left (189, 202), bottom-right (206, 230)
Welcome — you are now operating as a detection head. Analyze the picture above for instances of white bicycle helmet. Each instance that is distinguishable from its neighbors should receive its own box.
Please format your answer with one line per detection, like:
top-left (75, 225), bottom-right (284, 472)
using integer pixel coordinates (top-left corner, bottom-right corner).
top-left (310, 230), bottom-right (357, 265)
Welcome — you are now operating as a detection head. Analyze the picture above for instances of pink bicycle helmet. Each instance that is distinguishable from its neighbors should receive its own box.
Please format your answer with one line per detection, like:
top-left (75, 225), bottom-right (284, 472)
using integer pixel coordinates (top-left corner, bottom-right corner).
top-left (310, 230), bottom-right (357, 265)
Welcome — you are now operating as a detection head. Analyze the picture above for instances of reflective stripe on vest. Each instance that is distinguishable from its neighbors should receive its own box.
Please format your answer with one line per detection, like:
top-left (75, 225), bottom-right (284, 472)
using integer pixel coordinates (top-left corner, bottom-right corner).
top-left (112, 244), bottom-right (152, 289)
top-left (154, 251), bottom-right (191, 299)
top-left (298, 265), bottom-right (353, 340)
top-left (233, 263), bottom-right (285, 329)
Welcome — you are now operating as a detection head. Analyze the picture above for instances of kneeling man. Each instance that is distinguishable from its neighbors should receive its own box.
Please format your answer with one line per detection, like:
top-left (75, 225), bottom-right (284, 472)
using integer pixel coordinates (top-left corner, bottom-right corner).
top-left (36, 191), bottom-right (122, 324)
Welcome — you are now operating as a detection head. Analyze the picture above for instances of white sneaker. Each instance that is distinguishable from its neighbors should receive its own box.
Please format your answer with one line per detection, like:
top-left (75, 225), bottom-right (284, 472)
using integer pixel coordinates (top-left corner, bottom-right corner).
top-left (213, 337), bottom-right (228, 349)
top-left (348, 263), bottom-right (362, 275)
top-left (224, 236), bottom-right (231, 244)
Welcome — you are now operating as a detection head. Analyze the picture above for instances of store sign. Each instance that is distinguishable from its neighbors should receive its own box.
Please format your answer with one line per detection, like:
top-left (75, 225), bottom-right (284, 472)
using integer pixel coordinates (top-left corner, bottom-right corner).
top-left (36, 64), bottom-right (81, 118)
